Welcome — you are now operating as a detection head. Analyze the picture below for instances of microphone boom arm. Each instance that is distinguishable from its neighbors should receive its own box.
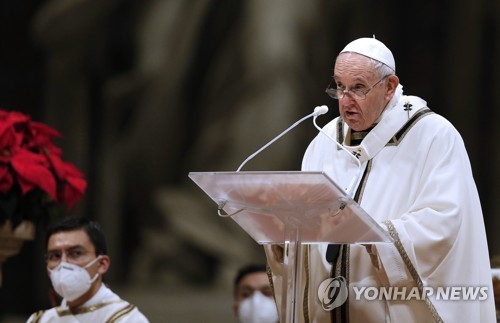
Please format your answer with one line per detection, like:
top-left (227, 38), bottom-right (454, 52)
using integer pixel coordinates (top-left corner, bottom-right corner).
top-left (236, 106), bottom-right (327, 172)
top-left (313, 116), bottom-right (362, 198)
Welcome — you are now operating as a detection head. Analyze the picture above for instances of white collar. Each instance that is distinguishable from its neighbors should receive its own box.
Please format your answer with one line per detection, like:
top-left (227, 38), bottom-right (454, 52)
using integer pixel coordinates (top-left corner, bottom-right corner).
top-left (60, 283), bottom-right (120, 309)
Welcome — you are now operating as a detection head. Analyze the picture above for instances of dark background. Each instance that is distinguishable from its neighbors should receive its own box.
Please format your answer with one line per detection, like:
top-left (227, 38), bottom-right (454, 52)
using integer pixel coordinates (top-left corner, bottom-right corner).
top-left (0, 0), bottom-right (498, 320)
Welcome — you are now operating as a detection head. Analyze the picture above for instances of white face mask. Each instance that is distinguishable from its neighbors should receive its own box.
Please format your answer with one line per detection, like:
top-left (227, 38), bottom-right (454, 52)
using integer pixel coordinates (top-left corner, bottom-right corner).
top-left (49, 256), bottom-right (101, 302)
top-left (237, 291), bottom-right (279, 323)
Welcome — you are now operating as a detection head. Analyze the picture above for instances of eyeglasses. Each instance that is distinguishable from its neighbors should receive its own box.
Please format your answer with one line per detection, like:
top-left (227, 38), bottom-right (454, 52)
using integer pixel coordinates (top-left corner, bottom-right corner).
top-left (45, 247), bottom-right (96, 266)
top-left (325, 75), bottom-right (389, 100)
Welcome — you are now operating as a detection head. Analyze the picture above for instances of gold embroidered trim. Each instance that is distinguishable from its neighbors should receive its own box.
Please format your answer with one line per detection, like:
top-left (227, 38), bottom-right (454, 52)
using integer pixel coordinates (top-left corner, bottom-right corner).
top-left (56, 299), bottom-right (124, 316)
top-left (266, 263), bottom-right (275, 299)
top-left (266, 264), bottom-right (281, 322)
top-left (106, 304), bottom-right (136, 323)
top-left (353, 160), bottom-right (372, 203)
top-left (330, 244), bottom-right (350, 323)
top-left (303, 245), bottom-right (310, 323)
top-left (350, 125), bottom-right (376, 143)
top-left (28, 310), bottom-right (45, 323)
top-left (330, 255), bottom-right (339, 323)
top-left (383, 220), bottom-right (443, 323)
top-left (386, 107), bottom-right (433, 146)
top-left (336, 117), bottom-right (345, 151)
top-left (350, 131), bottom-right (369, 141)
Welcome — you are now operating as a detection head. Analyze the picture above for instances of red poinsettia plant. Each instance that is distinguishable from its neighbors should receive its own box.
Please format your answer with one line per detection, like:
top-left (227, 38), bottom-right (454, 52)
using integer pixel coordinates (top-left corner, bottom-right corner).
top-left (0, 109), bottom-right (87, 228)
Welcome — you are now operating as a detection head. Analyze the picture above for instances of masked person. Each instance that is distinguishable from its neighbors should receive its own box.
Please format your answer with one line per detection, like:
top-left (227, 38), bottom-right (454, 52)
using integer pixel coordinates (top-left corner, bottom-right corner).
top-left (265, 37), bottom-right (496, 322)
top-left (232, 264), bottom-right (279, 323)
top-left (27, 217), bottom-right (149, 322)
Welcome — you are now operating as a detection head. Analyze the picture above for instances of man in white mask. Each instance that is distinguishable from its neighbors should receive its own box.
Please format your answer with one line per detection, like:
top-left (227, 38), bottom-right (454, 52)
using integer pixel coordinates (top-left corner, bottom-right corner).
top-left (265, 37), bottom-right (496, 322)
top-left (27, 217), bottom-right (149, 322)
top-left (232, 264), bottom-right (279, 323)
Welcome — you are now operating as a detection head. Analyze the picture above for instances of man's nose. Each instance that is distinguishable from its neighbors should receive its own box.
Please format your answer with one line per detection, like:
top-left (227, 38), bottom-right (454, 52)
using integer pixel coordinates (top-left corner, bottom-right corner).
top-left (339, 92), bottom-right (355, 104)
top-left (60, 252), bottom-right (69, 262)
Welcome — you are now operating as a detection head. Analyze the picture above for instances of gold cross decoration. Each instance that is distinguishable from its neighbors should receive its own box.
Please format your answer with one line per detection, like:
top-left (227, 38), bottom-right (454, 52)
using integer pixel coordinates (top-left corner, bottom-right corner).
top-left (404, 101), bottom-right (413, 119)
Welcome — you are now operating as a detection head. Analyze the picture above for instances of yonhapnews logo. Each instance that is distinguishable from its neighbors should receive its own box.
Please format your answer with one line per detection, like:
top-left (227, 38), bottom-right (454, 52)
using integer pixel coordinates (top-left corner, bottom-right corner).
top-left (318, 277), bottom-right (489, 311)
top-left (352, 286), bottom-right (488, 301)
top-left (317, 276), bottom-right (348, 310)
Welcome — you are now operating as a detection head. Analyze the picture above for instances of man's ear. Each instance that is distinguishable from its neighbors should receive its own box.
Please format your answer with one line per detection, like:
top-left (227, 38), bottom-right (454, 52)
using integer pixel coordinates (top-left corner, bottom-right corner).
top-left (385, 74), bottom-right (399, 98)
top-left (97, 255), bottom-right (111, 275)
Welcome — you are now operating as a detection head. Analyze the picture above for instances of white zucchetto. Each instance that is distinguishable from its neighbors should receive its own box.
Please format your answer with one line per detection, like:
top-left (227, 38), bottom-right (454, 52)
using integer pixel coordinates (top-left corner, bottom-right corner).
top-left (340, 37), bottom-right (396, 72)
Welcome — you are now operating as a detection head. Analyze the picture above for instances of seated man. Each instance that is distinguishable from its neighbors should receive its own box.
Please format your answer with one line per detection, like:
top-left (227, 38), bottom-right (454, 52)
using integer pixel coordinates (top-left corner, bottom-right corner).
top-left (232, 263), bottom-right (278, 323)
top-left (28, 216), bottom-right (149, 322)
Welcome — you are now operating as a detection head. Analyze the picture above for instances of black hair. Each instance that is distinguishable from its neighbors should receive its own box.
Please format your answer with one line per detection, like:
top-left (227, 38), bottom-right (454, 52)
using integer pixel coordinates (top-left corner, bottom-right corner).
top-left (45, 216), bottom-right (108, 255)
top-left (233, 263), bottom-right (267, 298)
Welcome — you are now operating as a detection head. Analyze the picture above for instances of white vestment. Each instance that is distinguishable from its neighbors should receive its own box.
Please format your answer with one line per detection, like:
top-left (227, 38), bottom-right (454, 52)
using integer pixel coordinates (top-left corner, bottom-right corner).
top-left (265, 87), bottom-right (496, 322)
top-left (27, 284), bottom-right (149, 323)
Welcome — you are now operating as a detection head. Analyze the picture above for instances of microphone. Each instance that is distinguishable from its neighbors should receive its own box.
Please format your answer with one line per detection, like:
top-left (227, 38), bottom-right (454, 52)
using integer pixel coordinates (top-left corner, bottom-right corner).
top-left (312, 112), bottom-right (362, 198)
top-left (236, 105), bottom-right (329, 172)
top-left (313, 105), bottom-right (328, 116)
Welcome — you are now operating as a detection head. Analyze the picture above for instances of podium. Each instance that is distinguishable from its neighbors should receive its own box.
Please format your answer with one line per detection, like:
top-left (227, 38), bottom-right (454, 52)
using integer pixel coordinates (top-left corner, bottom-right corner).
top-left (188, 171), bottom-right (392, 322)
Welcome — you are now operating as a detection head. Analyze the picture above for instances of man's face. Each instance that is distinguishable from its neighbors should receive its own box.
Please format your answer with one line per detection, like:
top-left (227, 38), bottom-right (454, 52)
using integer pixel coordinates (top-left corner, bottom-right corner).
top-left (233, 271), bottom-right (275, 320)
top-left (46, 229), bottom-right (101, 278)
top-left (333, 53), bottom-right (395, 131)
top-left (235, 271), bottom-right (273, 302)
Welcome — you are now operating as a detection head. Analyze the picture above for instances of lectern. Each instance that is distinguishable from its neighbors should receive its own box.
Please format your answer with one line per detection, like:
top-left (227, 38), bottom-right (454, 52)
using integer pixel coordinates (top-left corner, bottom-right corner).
top-left (188, 171), bottom-right (392, 323)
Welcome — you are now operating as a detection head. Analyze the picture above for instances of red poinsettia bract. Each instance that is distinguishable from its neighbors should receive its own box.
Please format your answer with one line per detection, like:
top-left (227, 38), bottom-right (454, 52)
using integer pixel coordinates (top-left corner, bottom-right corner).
top-left (0, 110), bottom-right (86, 208)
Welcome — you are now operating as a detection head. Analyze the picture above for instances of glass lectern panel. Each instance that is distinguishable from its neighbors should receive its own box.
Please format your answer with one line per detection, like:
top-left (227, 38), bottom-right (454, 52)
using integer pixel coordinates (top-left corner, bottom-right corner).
top-left (189, 171), bottom-right (391, 244)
